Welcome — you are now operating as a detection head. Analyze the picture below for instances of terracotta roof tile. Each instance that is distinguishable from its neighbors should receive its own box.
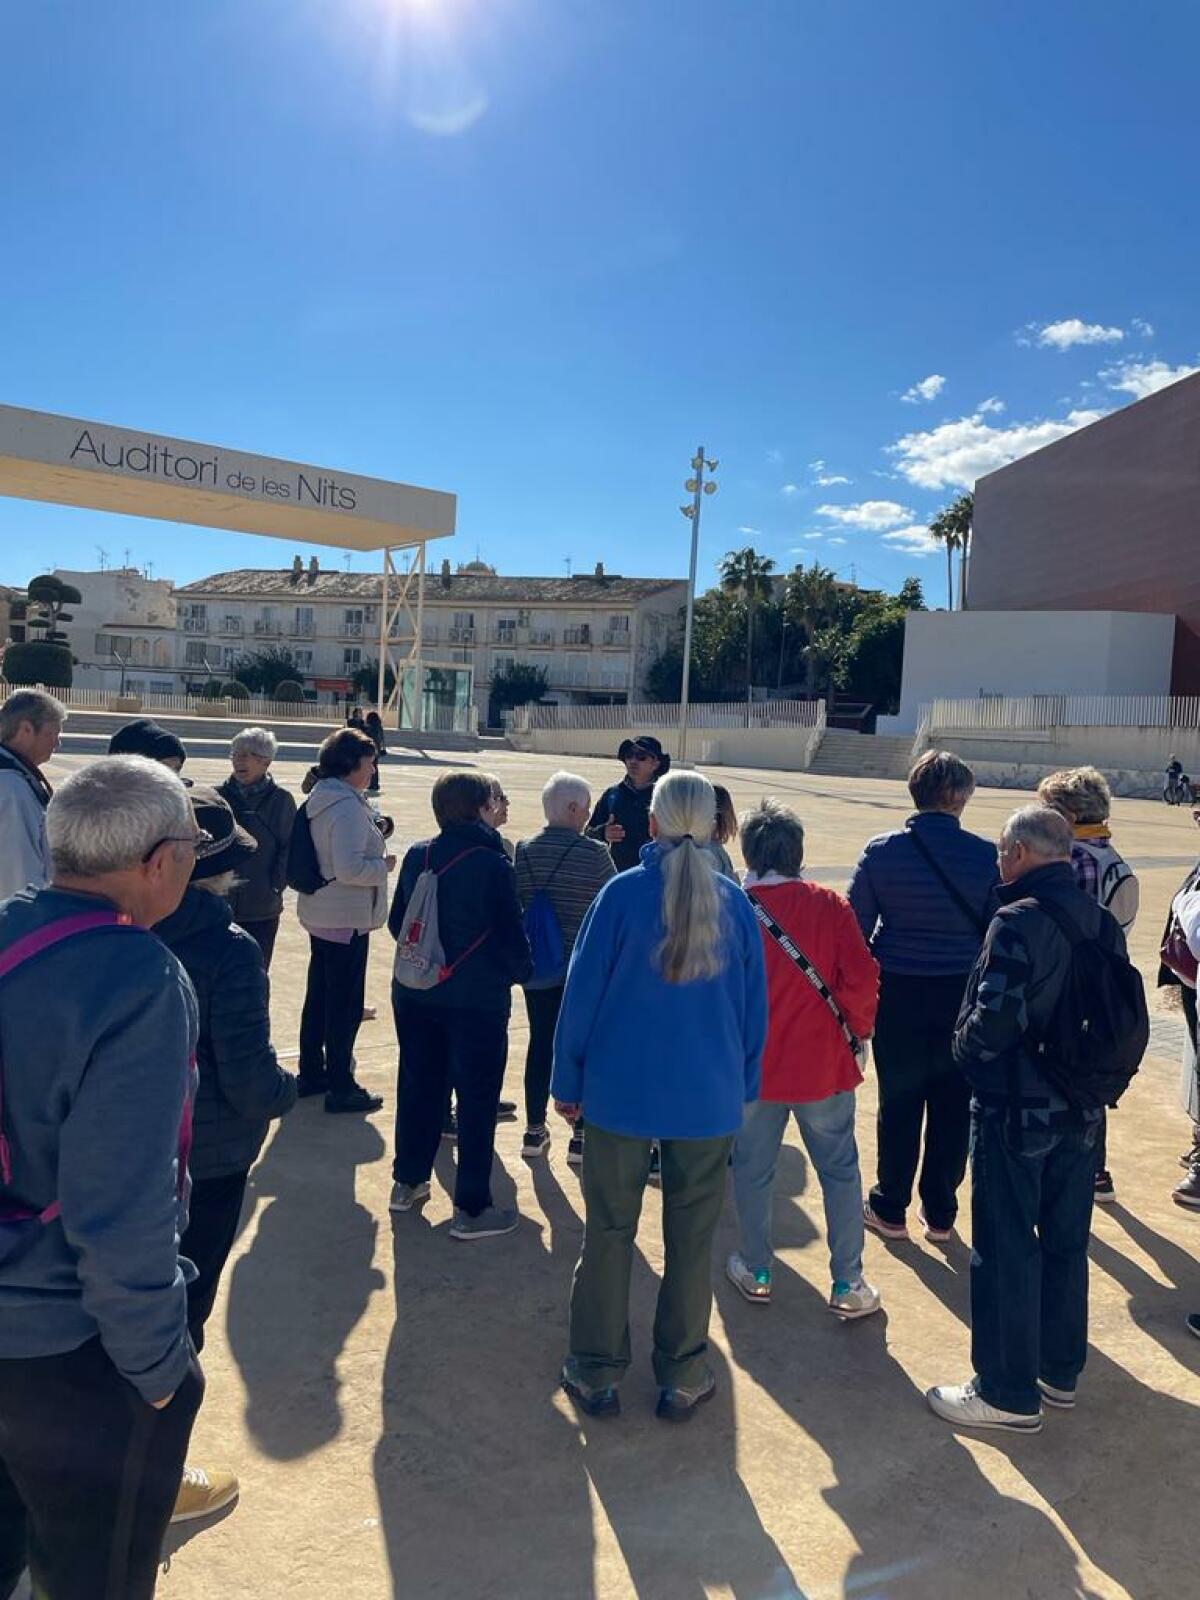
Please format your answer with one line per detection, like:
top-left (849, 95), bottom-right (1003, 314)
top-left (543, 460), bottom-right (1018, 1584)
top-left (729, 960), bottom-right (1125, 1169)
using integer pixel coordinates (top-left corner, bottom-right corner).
top-left (176, 569), bottom-right (686, 604)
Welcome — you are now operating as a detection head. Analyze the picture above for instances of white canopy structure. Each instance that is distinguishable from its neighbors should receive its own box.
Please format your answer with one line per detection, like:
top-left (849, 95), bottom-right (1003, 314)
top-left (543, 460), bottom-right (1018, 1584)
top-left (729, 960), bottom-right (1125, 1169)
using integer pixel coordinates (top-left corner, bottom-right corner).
top-left (0, 404), bottom-right (457, 726)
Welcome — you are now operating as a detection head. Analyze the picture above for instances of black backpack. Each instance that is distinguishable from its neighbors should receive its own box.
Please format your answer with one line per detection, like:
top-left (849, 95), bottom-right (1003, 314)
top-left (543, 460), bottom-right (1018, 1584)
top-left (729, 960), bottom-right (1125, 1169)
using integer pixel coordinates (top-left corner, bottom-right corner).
top-left (1029, 896), bottom-right (1148, 1111)
top-left (285, 802), bottom-right (330, 895)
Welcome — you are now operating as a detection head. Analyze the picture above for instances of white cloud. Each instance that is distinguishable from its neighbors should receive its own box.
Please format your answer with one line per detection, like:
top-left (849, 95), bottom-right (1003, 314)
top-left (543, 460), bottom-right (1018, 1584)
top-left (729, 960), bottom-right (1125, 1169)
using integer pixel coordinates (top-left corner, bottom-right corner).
top-left (888, 407), bottom-right (1104, 491)
top-left (901, 373), bottom-right (946, 404)
top-left (1099, 357), bottom-right (1199, 400)
top-left (816, 499), bottom-right (913, 530)
top-left (737, 525), bottom-right (760, 535)
top-left (813, 472), bottom-right (851, 487)
top-left (808, 459), bottom-right (826, 471)
top-left (827, 537), bottom-right (847, 546)
top-left (883, 526), bottom-right (939, 557)
top-left (766, 449), bottom-right (783, 465)
top-left (976, 396), bottom-right (1005, 415)
top-left (801, 532), bottom-right (824, 540)
top-left (1131, 317), bottom-right (1155, 338)
top-left (780, 483), bottom-right (801, 497)
top-left (1034, 319), bottom-right (1125, 350)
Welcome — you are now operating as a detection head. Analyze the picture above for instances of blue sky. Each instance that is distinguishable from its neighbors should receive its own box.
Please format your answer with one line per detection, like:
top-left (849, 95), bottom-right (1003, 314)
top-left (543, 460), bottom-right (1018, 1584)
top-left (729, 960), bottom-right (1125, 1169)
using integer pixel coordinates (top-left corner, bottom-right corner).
top-left (2, 0), bottom-right (1197, 602)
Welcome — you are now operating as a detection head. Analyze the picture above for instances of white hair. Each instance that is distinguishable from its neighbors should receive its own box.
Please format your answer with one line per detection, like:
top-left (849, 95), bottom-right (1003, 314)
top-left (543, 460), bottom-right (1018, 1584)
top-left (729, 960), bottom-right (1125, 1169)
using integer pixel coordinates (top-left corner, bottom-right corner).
top-left (1001, 804), bottom-right (1074, 860)
top-left (650, 770), bottom-right (724, 984)
top-left (231, 726), bottom-right (278, 761)
top-left (0, 689), bottom-right (66, 743)
top-left (541, 770), bottom-right (590, 825)
top-left (47, 756), bottom-right (192, 877)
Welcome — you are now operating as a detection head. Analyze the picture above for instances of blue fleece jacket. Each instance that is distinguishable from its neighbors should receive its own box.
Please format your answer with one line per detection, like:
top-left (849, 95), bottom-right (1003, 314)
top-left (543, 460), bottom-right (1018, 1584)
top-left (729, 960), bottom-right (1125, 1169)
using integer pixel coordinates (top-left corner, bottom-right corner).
top-left (551, 843), bottom-right (767, 1138)
top-left (846, 810), bottom-right (999, 977)
top-left (0, 887), bottom-right (198, 1402)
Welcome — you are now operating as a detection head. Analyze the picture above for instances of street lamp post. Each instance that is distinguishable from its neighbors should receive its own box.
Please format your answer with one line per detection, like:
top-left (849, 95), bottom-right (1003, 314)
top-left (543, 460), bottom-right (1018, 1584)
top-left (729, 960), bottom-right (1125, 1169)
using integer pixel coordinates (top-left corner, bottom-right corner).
top-left (677, 446), bottom-right (718, 767)
top-left (777, 617), bottom-right (791, 692)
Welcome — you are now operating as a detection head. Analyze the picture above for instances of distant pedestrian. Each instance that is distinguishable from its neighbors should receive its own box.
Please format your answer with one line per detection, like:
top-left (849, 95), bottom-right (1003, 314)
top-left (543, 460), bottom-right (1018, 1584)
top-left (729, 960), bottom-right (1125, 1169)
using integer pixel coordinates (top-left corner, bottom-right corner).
top-left (0, 757), bottom-right (229, 1597)
top-left (514, 772), bottom-right (616, 1160)
top-left (389, 772), bottom-right (532, 1239)
top-left (703, 782), bottom-right (739, 880)
top-left (554, 770), bottom-right (767, 1422)
top-left (108, 716), bottom-right (188, 774)
top-left (0, 689), bottom-right (63, 901)
top-left (217, 727), bottom-right (296, 971)
top-left (155, 787), bottom-right (297, 1351)
top-left (847, 750), bottom-right (997, 1244)
top-left (365, 710), bottom-right (387, 755)
top-left (728, 799), bottom-right (881, 1318)
top-left (586, 736), bottom-right (670, 872)
top-left (296, 727), bottom-right (396, 1114)
top-left (928, 805), bottom-right (1146, 1432)
top-left (1037, 765), bottom-right (1138, 1204)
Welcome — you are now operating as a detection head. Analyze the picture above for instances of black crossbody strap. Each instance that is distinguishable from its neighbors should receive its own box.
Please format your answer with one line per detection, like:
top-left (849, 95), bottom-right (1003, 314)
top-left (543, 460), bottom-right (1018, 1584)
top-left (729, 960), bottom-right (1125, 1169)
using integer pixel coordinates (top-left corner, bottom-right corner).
top-left (747, 892), bottom-right (860, 1058)
top-left (905, 823), bottom-right (988, 936)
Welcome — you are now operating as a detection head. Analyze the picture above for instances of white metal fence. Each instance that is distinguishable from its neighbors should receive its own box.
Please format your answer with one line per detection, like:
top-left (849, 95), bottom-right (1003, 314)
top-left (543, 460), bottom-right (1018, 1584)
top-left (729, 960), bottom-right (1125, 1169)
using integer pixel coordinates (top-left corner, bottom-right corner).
top-left (923, 695), bottom-right (1200, 733)
top-left (512, 699), bottom-right (826, 734)
top-left (0, 681), bottom-right (348, 723)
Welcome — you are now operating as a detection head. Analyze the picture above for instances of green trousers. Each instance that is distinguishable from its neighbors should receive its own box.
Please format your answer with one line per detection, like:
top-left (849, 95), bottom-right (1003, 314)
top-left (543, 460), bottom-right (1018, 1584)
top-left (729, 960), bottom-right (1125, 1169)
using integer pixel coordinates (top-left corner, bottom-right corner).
top-left (568, 1125), bottom-right (734, 1390)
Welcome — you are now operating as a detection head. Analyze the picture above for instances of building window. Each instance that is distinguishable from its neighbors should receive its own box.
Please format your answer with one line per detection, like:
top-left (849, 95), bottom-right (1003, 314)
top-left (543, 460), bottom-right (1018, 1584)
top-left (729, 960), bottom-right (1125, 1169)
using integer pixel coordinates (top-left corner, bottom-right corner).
top-left (94, 633), bottom-right (116, 657)
top-left (153, 639), bottom-right (170, 667)
top-left (496, 618), bottom-right (516, 643)
top-left (150, 680), bottom-right (175, 695)
top-left (294, 606), bottom-right (314, 637)
top-left (517, 609), bottom-right (531, 627)
top-left (343, 647), bottom-right (362, 670)
top-left (293, 649), bottom-right (313, 672)
top-left (184, 641), bottom-right (208, 667)
top-left (493, 654), bottom-right (516, 677)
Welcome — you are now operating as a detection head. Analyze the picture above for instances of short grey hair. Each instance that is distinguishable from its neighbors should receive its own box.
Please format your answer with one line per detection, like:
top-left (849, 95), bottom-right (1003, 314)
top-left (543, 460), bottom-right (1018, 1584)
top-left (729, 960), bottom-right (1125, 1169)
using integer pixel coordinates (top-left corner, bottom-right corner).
top-left (231, 726), bottom-right (278, 761)
top-left (542, 770), bottom-right (590, 825)
top-left (47, 756), bottom-right (192, 877)
top-left (0, 689), bottom-right (66, 743)
top-left (1001, 804), bottom-right (1074, 861)
top-left (741, 797), bottom-right (805, 879)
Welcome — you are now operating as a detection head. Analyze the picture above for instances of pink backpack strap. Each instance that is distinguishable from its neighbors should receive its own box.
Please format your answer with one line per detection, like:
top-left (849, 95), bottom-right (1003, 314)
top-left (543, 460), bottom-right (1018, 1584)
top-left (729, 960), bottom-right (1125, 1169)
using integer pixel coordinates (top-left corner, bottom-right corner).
top-left (0, 911), bottom-right (136, 1185)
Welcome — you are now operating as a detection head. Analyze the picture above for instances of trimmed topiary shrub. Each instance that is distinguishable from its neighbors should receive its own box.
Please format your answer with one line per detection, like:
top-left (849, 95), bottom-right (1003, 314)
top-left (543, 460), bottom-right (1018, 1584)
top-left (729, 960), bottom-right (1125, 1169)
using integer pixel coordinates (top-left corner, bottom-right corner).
top-left (274, 679), bottom-right (304, 702)
top-left (2, 640), bottom-right (73, 688)
top-left (221, 680), bottom-right (250, 701)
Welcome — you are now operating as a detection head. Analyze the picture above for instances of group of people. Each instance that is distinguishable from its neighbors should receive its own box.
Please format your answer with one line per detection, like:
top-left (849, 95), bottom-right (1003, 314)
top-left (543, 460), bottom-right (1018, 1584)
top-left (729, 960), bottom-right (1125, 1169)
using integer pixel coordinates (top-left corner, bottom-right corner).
top-left (0, 685), bottom-right (1194, 1595)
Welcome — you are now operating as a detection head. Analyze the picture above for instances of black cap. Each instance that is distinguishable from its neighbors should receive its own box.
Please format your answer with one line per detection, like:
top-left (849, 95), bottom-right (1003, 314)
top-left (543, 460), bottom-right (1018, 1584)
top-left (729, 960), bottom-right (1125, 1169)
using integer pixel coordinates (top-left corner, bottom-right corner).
top-left (108, 718), bottom-right (188, 767)
top-left (617, 735), bottom-right (670, 768)
top-left (186, 785), bottom-right (258, 881)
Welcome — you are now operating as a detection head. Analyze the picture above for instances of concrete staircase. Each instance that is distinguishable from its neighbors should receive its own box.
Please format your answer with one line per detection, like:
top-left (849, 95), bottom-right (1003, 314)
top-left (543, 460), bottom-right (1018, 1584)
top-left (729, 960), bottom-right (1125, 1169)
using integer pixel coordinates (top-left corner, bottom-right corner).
top-left (806, 728), bottom-right (914, 780)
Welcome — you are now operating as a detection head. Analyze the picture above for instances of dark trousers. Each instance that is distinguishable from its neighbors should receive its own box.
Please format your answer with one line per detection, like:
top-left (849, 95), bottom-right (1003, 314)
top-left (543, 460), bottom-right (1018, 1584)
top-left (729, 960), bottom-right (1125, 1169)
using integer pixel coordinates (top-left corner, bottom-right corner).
top-left (569, 1126), bottom-right (733, 1389)
top-left (870, 970), bottom-right (971, 1228)
top-left (181, 1170), bottom-right (250, 1353)
top-left (970, 1104), bottom-right (1097, 1415)
top-left (392, 987), bottom-right (509, 1216)
top-left (0, 1337), bottom-right (203, 1600)
top-left (298, 931), bottom-right (370, 1094)
top-left (523, 984), bottom-right (564, 1128)
top-left (239, 917), bottom-right (280, 972)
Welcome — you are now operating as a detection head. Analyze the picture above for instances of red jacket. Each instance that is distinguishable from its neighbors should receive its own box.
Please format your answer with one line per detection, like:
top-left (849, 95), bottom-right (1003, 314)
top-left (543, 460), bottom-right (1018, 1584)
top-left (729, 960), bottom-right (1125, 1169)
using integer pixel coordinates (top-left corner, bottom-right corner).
top-left (746, 875), bottom-right (880, 1103)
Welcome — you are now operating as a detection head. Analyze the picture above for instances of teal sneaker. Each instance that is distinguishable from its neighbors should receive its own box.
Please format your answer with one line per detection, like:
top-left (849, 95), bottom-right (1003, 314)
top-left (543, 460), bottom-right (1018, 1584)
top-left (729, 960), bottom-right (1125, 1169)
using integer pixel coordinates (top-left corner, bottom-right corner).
top-left (726, 1252), bottom-right (772, 1303)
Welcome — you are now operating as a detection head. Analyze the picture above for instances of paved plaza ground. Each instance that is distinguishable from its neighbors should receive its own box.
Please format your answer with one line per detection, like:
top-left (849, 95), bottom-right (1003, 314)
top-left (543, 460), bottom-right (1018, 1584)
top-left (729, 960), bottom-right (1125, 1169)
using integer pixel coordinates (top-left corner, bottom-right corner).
top-left (44, 740), bottom-right (1200, 1599)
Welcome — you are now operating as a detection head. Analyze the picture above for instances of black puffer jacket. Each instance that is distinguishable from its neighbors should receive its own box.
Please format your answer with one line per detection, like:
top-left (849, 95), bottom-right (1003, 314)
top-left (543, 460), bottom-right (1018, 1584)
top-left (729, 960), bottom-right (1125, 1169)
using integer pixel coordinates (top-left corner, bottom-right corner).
top-left (217, 775), bottom-right (297, 924)
top-left (586, 777), bottom-right (660, 873)
top-left (389, 821), bottom-right (531, 1012)
top-left (155, 886), bottom-right (296, 1179)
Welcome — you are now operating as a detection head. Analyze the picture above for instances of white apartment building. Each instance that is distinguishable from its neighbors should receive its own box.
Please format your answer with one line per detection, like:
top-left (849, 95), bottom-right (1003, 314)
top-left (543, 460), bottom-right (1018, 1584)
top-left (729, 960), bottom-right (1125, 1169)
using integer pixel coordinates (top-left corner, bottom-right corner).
top-left (51, 568), bottom-right (185, 695)
top-left (173, 557), bottom-right (686, 722)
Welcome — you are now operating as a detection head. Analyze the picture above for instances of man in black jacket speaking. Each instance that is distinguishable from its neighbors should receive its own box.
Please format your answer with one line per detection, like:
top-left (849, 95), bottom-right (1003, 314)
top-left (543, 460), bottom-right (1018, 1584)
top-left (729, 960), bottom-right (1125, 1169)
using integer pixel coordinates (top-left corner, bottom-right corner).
top-left (586, 736), bottom-right (670, 873)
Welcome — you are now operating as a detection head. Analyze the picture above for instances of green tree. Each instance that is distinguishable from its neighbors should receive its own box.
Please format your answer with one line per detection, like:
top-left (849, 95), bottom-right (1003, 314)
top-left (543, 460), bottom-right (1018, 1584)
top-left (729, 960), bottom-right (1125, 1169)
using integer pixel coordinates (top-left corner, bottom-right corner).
top-left (488, 662), bottom-right (548, 725)
top-left (3, 639), bottom-right (73, 689)
top-left (230, 646), bottom-right (305, 695)
top-left (719, 547), bottom-right (776, 712)
top-left (785, 564), bottom-right (841, 696)
top-left (274, 679), bottom-right (305, 702)
top-left (842, 607), bottom-right (908, 713)
top-left (221, 680), bottom-right (250, 701)
top-left (896, 575), bottom-right (927, 611)
top-left (928, 493), bottom-right (973, 610)
top-left (351, 659), bottom-right (395, 699)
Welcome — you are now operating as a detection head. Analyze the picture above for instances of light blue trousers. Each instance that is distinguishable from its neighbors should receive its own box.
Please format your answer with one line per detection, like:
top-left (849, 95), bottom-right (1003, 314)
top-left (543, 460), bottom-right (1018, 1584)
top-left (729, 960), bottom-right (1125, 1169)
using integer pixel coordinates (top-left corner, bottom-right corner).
top-left (731, 1091), bottom-right (865, 1285)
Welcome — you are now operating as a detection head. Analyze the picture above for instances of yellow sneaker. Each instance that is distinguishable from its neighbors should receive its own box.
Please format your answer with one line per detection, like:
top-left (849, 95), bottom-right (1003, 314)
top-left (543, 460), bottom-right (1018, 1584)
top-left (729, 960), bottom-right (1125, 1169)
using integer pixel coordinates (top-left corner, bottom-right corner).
top-left (170, 1464), bottom-right (240, 1524)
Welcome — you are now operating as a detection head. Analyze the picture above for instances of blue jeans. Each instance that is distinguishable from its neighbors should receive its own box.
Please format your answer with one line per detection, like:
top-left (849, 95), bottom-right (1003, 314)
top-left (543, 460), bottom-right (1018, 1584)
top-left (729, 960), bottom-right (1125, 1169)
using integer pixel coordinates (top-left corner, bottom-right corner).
top-left (731, 1092), bottom-right (865, 1285)
top-left (970, 1103), bottom-right (1097, 1415)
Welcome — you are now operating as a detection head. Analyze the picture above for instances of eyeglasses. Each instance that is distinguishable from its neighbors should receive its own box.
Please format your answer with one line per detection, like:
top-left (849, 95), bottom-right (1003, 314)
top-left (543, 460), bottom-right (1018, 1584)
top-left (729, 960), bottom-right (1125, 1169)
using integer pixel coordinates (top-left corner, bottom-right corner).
top-left (492, 793), bottom-right (509, 806)
top-left (142, 828), bottom-right (215, 864)
top-left (625, 752), bottom-right (653, 764)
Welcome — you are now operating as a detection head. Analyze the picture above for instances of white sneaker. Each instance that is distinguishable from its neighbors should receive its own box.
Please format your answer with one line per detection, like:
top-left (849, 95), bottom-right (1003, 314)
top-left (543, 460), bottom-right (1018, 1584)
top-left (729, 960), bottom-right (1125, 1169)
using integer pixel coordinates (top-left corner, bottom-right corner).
top-left (829, 1278), bottom-right (881, 1319)
top-left (725, 1252), bottom-right (772, 1303)
top-left (926, 1379), bottom-right (1043, 1433)
top-left (389, 1180), bottom-right (431, 1212)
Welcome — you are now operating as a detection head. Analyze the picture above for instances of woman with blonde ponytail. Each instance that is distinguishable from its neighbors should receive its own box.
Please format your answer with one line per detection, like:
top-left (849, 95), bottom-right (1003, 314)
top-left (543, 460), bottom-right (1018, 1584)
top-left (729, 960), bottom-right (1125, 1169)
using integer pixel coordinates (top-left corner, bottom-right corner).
top-left (552, 770), bottom-right (768, 1422)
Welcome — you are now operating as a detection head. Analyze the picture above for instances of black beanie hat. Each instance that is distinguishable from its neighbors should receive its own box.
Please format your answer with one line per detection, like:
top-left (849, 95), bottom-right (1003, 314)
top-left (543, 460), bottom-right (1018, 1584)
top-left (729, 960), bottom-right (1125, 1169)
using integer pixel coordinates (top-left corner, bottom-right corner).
top-left (108, 718), bottom-right (188, 767)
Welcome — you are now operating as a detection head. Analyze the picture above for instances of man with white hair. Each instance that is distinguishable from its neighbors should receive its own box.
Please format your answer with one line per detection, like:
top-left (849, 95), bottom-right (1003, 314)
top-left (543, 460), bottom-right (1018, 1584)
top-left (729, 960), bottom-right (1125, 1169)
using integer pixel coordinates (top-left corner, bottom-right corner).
top-left (0, 689), bottom-right (65, 901)
top-left (928, 804), bottom-right (1145, 1434)
top-left (0, 756), bottom-right (220, 1597)
top-left (514, 772), bottom-right (615, 1160)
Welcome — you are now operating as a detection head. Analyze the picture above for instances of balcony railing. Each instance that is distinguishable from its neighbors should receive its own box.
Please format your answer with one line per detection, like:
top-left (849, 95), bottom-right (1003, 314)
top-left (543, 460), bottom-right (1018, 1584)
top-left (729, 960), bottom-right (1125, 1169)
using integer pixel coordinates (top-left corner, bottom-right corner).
top-left (216, 618), bottom-right (242, 636)
top-left (289, 621), bottom-right (316, 638)
top-left (528, 628), bottom-right (554, 645)
top-left (253, 620), bottom-right (282, 636)
top-left (340, 622), bottom-right (365, 639)
top-left (603, 629), bottom-right (631, 647)
top-left (448, 626), bottom-right (476, 644)
top-left (182, 617), bottom-right (208, 634)
top-left (563, 627), bottom-right (592, 646)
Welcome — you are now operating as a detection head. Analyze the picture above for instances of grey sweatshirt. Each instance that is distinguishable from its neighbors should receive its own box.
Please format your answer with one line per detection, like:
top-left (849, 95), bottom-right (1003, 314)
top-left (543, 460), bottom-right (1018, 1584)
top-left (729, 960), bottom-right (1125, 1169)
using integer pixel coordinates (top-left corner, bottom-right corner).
top-left (0, 887), bottom-right (199, 1401)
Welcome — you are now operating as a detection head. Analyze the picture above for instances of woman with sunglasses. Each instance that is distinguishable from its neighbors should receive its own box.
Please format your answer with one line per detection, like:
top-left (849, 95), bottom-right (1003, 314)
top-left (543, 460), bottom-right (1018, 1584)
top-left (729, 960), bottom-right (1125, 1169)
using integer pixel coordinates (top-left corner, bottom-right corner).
top-left (586, 736), bottom-right (671, 873)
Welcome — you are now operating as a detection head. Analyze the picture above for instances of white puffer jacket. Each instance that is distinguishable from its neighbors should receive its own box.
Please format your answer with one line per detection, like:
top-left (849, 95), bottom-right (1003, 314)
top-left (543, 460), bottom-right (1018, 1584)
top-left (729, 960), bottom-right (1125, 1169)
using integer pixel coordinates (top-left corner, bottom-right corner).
top-left (297, 778), bottom-right (389, 933)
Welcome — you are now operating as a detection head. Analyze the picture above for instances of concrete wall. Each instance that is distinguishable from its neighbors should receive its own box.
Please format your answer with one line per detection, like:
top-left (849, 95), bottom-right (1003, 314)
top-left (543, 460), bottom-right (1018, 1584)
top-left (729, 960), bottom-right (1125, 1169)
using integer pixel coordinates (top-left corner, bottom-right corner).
top-left (510, 723), bottom-right (817, 771)
top-left (894, 609), bottom-right (1176, 732)
top-left (915, 722), bottom-right (1200, 798)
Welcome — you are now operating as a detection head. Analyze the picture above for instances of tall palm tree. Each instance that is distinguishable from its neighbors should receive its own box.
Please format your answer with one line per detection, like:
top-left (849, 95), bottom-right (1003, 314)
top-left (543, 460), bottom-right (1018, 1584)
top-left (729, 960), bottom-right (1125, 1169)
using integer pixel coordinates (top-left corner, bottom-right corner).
top-left (785, 562), bottom-right (840, 696)
top-left (928, 492), bottom-right (974, 610)
top-left (719, 546), bottom-right (776, 722)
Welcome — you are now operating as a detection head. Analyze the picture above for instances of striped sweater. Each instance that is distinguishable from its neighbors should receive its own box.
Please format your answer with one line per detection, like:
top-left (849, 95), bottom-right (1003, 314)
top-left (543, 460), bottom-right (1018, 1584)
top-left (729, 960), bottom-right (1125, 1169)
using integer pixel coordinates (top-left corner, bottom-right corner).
top-left (514, 827), bottom-right (617, 973)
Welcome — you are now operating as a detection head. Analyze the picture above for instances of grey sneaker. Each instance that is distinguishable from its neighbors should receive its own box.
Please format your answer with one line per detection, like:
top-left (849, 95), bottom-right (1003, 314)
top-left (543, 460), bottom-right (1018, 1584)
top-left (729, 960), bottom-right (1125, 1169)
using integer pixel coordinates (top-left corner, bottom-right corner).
top-left (656, 1369), bottom-right (716, 1423)
top-left (725, 1252), bottom-right (772, 1303)
top-left (927, 1379), bottom-right (1043, 1433)
top-left (389, 1181), bottom-right (431, 1213)
top-left (829, 1278), bottom-right (882, 1320)
top-left (449, 1205), bottom-right (518, 1241)
top-left (561, 1360), bottom-right (620, 1418)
